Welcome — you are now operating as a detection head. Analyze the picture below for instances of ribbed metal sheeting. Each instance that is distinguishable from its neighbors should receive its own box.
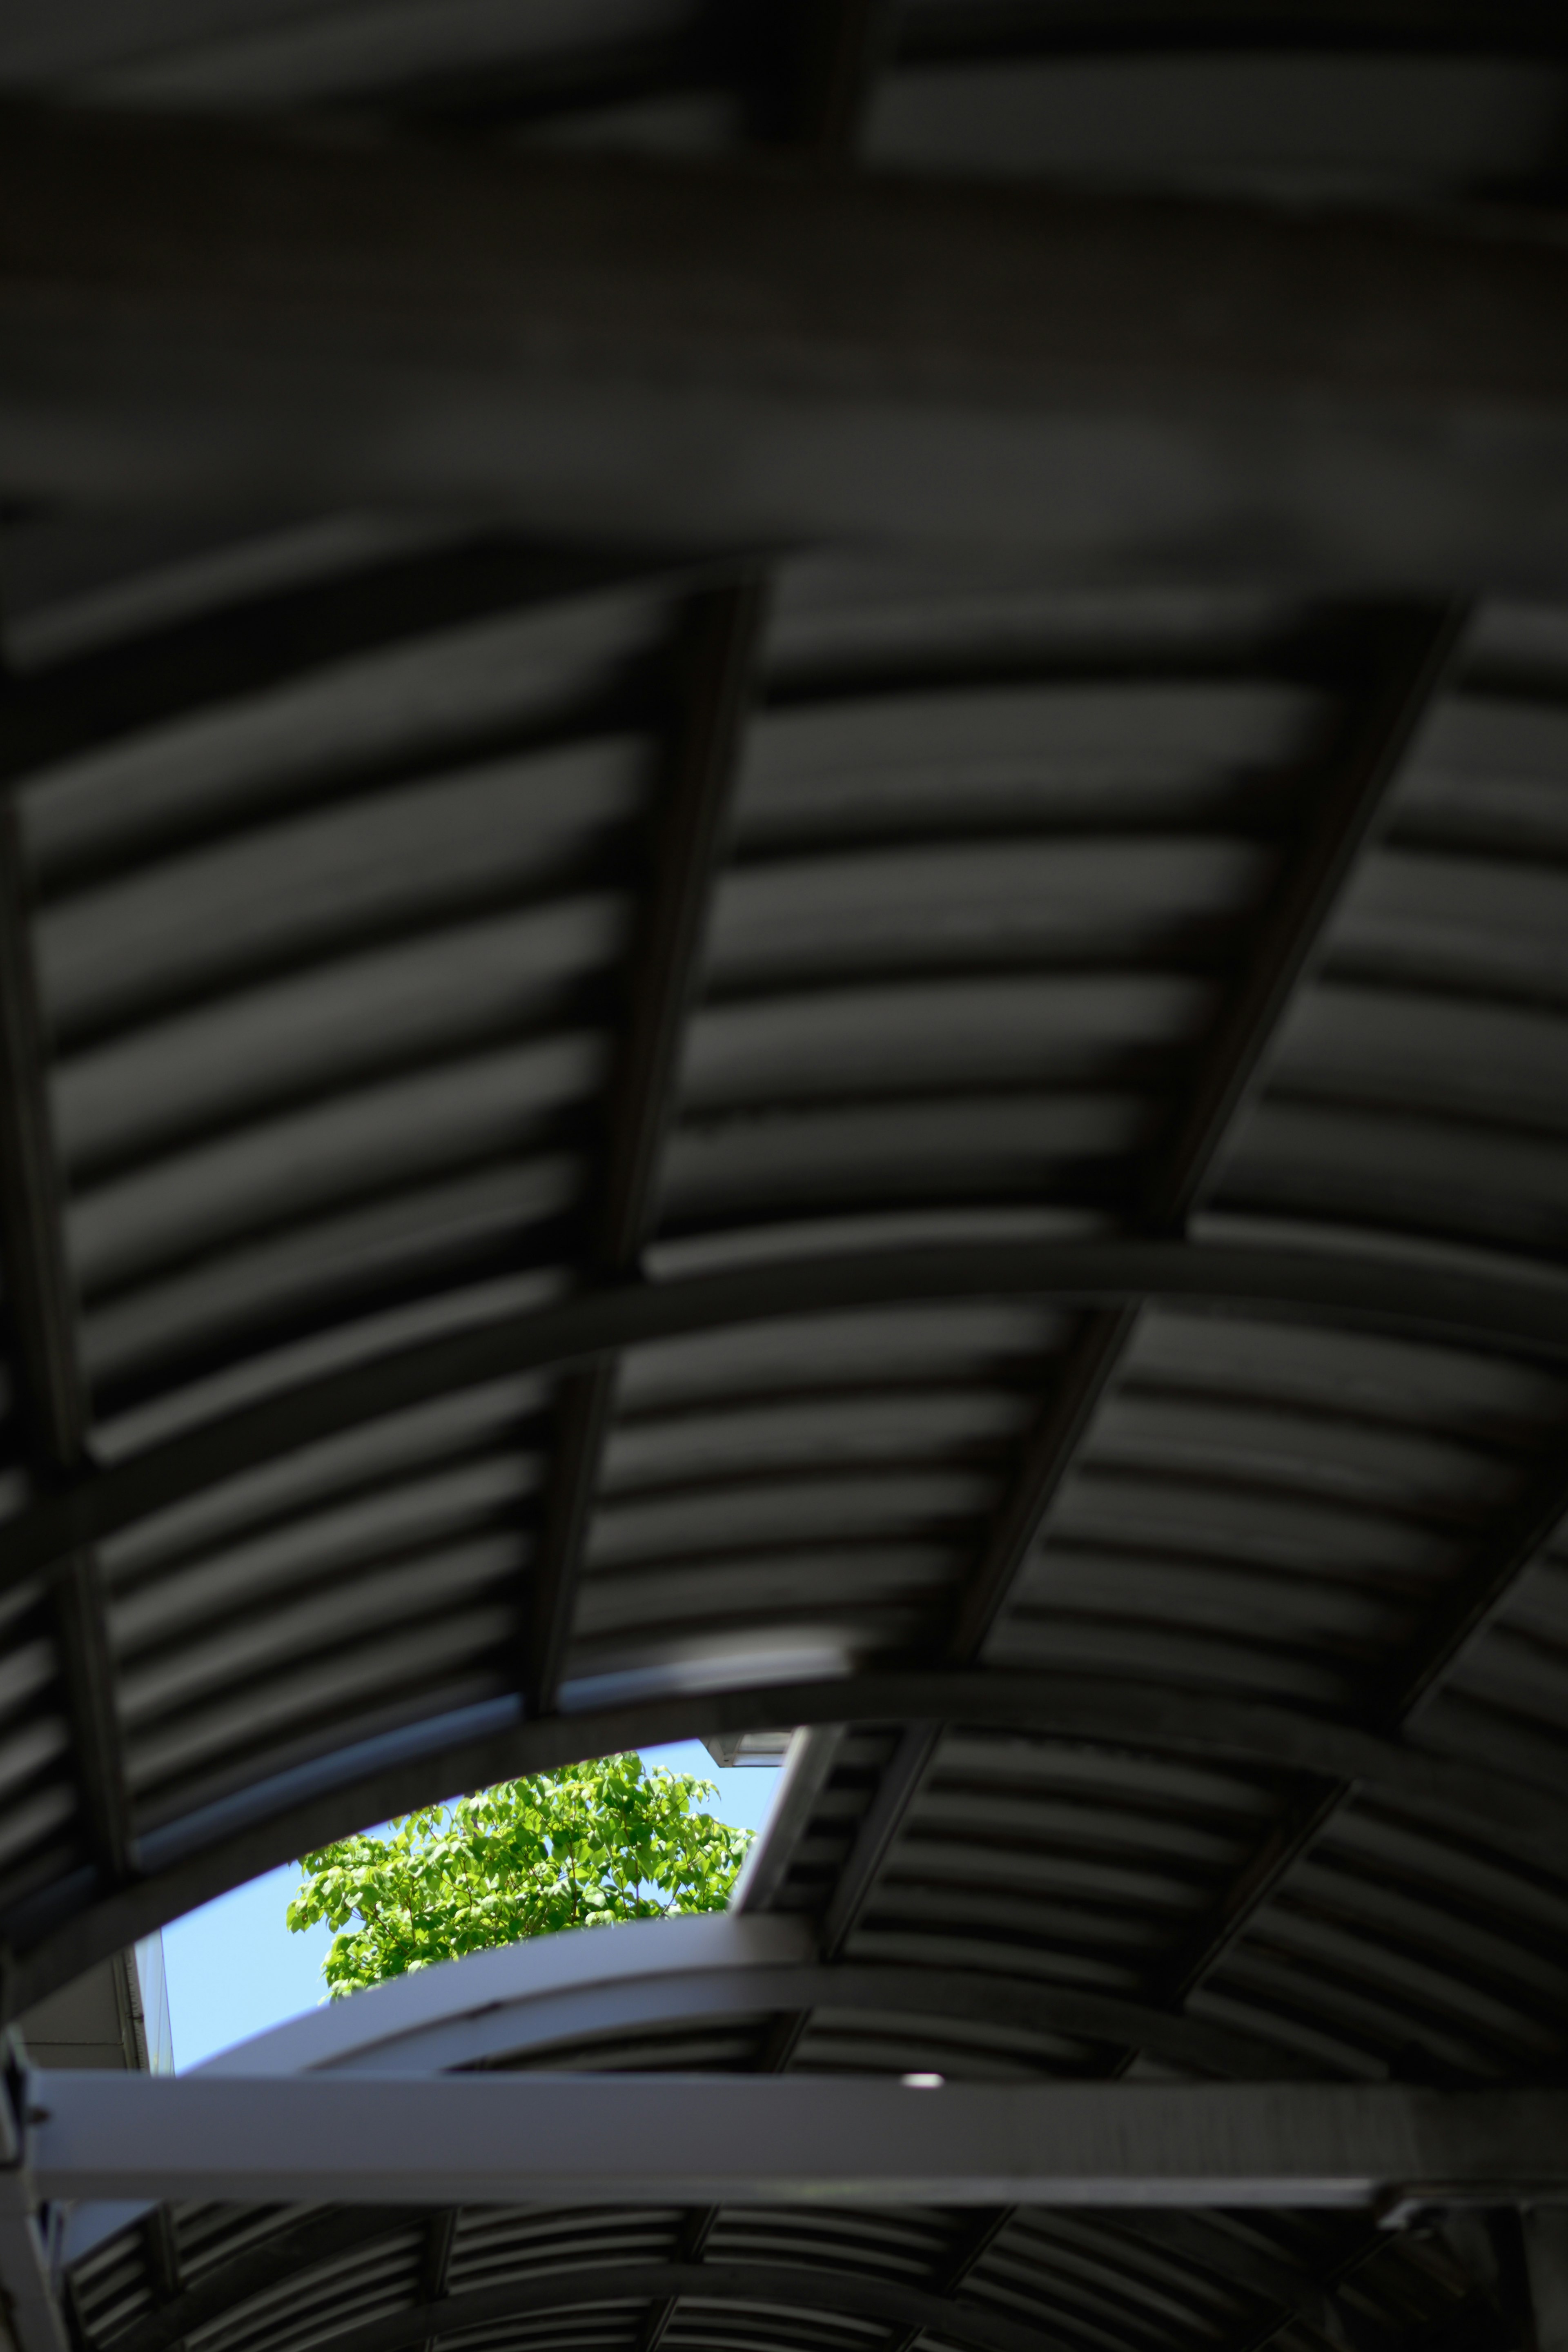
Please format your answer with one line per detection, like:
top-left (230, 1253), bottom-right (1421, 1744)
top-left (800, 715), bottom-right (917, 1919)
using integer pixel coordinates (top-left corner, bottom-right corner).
top-left (0, 548), bottom-right (1559, 1982)
top-left (9, 541), bottom-right (1566, 2352)
top-left (0, 560), bottom-right (675, 1929)
top-left (0, 552), bottom-right (1559, 1955)
top-left (794, 1715), bottom-right (1568, 2080)
top-left (63, 2196), bottom-right (1517, 2352)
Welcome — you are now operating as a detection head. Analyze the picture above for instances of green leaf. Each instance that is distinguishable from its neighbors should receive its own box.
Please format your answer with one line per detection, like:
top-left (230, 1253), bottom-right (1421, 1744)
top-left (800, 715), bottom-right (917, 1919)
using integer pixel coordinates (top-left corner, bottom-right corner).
top-left (289, 1756), bottom-right (752, 1996)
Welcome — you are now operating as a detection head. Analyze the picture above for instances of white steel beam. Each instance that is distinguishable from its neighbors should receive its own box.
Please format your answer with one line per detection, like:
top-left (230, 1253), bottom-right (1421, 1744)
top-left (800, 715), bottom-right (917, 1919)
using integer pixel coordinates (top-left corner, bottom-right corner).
top-left (21, 2072), bottom-right (1568, 2214)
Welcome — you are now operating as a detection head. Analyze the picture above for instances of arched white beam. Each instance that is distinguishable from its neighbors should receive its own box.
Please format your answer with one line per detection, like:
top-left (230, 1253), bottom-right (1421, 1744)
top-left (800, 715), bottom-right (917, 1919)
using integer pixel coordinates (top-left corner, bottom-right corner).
top-left (190, 1913), bottom-right (1337, 2085)
top-left (4, 1238), bottom-right (1564, 1596)
top-left (13, 1666), bottom-right (1568, 2018)
top-left (203, 1912), bottom-right (809, 2074)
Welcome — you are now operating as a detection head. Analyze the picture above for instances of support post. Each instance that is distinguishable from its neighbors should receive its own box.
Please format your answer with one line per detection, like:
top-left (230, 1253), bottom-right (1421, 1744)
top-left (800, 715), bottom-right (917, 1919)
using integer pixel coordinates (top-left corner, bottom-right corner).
top-left (1526, 2213), bottom-right (1568, 2352)
top-left (0, 2051), bottom-right (68, 2352)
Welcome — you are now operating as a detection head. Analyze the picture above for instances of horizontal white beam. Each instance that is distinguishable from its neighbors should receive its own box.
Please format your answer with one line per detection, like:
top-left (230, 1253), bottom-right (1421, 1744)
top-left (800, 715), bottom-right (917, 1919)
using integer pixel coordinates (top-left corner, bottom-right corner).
top-left (6, 106), bottom-right (1568, 585)
top-left (21, 2072), bottom-right (1568, 2212)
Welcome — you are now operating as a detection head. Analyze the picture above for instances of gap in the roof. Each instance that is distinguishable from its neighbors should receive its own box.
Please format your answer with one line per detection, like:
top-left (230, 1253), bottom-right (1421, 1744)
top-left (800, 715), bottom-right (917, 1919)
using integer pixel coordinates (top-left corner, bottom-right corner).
top-left (161, 1746), bottom-right (782, 2071)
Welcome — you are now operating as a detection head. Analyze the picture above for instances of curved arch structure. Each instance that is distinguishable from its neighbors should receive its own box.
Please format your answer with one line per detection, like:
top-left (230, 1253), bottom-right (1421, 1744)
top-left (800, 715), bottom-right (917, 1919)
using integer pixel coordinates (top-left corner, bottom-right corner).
top-left (176, 1913), bottom-right (1339, 2084)
top-left (4, 7), bottom-right (1568, 2352)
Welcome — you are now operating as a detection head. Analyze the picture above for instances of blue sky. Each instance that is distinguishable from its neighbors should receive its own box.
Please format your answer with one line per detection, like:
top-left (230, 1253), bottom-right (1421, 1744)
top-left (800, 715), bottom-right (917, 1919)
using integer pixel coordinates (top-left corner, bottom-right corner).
top-left (163, 1744), bottom-right (782, 2071)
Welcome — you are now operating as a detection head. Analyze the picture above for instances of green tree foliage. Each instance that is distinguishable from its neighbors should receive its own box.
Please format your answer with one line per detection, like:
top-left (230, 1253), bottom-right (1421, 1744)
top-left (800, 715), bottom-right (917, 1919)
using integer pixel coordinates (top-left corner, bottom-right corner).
top-left (287, 1755), bottom-right (752, 1998)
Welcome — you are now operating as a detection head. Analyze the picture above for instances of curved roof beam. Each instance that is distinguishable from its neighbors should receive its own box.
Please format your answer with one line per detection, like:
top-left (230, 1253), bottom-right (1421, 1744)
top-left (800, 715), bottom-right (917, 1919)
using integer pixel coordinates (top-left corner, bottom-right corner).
top-left (90, 2207), bottom-right (1342, 2352)
top-left (101, 2258), bottom-right (1077, 2352)
top-left (13, 1664), bottom-right (1568, 2013)
top-left (309, 1958), bottom-right (1338, 2082)
top-left (220, 2260), bottom-right (1084, 2352)
top-left (191, 1913), bottom-right (1341, 2085)
top-left (6, 1236), bottom-right (1565, 1595)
